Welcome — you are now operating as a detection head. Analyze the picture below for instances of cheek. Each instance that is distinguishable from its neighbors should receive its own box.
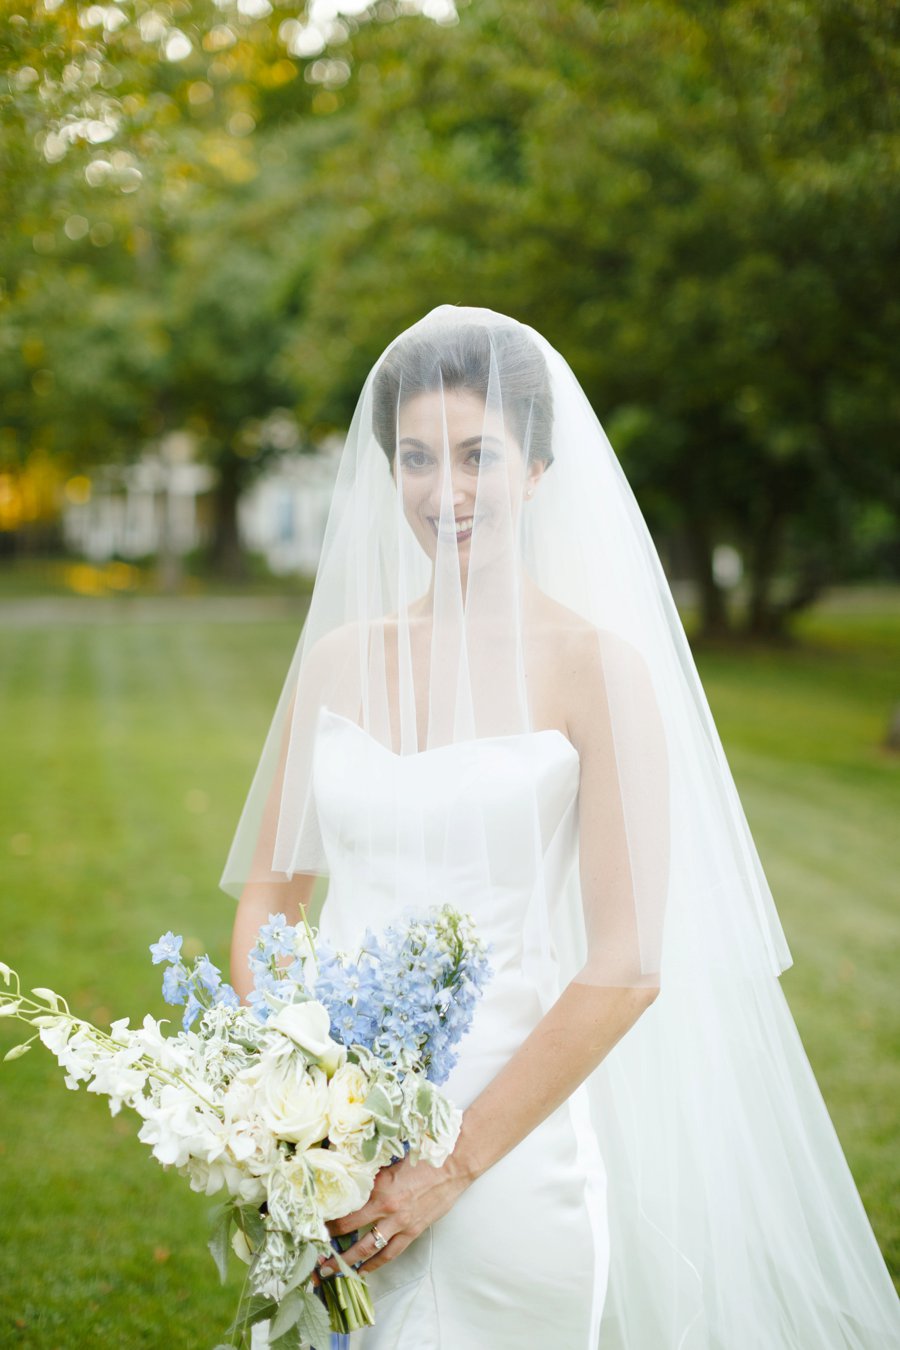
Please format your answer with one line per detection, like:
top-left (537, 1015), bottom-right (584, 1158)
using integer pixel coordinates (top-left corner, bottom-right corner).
top-left (400, 483), bottom-right (428, 523)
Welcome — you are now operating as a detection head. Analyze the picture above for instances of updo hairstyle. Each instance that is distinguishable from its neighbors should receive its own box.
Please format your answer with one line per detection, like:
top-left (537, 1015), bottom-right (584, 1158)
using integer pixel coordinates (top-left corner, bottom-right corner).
top-left (372, 319), bottom-right (554, 469)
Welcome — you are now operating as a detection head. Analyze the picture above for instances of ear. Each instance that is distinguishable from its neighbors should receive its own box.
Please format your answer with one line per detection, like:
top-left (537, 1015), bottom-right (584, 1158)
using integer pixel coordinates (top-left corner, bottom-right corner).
top-left (524, 457), bottom-right (549, 499)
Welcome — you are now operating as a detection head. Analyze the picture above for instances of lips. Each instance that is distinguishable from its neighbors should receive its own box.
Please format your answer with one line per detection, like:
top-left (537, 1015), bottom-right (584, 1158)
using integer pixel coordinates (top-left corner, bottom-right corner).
top-left (428, 515), bottom-right (478, 542)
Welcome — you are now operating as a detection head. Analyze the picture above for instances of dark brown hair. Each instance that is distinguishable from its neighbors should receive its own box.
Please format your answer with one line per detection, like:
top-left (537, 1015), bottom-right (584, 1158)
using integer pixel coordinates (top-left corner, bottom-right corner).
top-left (372, 320), bottom-right (554, 468)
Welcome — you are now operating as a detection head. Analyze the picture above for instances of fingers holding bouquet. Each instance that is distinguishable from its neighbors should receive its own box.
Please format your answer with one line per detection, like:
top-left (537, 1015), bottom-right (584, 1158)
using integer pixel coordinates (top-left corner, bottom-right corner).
top-left (322, 1148), bottom-right (471, 1277)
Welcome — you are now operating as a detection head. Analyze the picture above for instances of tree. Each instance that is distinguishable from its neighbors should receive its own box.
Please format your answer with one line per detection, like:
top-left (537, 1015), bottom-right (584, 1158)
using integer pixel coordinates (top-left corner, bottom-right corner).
top-left (288, 0), bottom-right (900, 636)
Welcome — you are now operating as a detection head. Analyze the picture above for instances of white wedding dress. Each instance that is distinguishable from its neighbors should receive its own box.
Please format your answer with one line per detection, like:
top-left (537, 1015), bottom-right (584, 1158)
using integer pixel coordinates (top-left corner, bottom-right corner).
top-left (298, 706), bottom-right (609, 1348)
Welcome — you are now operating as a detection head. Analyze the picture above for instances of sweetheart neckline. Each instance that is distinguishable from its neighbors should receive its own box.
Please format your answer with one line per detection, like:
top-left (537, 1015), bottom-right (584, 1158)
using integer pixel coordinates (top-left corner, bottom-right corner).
top-left (318, 706), bottom-right (581, 765)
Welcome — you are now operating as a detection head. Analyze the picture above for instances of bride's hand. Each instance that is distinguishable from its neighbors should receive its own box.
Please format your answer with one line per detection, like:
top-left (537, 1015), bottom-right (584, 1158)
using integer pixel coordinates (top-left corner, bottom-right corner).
top-left (320, 1152), bottom-right (471, 1276)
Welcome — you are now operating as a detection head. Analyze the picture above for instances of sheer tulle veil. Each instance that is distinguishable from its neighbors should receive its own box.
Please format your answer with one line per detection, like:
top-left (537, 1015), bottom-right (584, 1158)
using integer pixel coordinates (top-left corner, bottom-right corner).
top-left (221, 305), bottom-right (900, 1347)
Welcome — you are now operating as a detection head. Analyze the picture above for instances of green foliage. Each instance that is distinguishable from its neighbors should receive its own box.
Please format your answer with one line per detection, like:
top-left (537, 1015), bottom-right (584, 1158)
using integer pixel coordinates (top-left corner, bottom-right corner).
top-left (1, 0), bottom-right (897, 626)
top-left (291, 0), bottom-right (900, 632)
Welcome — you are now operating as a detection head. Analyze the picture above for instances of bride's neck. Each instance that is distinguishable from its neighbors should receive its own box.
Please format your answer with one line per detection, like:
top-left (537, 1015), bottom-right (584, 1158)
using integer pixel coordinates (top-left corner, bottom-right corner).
top-left (413, 562), bottom-right (539, 620)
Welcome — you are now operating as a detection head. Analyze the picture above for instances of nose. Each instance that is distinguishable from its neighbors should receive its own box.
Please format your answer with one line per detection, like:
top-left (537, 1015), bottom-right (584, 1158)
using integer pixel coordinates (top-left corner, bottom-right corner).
top-left (427, 467), bottom-right (470, 515)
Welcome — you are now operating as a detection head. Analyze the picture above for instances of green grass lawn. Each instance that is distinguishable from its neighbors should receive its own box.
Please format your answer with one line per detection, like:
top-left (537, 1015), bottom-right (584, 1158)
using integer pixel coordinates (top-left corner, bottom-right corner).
top-left (0, 590), bottom-right (897, 1346)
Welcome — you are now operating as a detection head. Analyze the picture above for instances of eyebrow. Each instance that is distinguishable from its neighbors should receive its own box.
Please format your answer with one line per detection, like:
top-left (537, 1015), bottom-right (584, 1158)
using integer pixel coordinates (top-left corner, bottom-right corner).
top-left (397, 435), bottom-right (504, 451)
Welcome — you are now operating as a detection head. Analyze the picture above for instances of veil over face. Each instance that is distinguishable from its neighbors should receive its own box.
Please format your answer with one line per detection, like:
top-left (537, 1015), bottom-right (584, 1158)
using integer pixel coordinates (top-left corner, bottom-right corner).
top-left (221, 303), bottom-right (789, 992)
top-left (221, 306), bottom-right (900, 1349)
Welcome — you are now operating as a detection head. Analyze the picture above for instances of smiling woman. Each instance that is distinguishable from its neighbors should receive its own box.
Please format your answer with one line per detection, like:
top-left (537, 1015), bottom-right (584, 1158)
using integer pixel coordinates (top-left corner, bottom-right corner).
top-left (389, 388), bottom-right (546, 569)
top-left (222, 305), bottom-right (900, 1349)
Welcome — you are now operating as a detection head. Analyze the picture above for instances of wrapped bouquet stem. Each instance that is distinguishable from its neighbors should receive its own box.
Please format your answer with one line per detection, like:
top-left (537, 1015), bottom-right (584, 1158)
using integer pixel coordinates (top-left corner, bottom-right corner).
top-left (0, 904), bottom-right (491, 1349)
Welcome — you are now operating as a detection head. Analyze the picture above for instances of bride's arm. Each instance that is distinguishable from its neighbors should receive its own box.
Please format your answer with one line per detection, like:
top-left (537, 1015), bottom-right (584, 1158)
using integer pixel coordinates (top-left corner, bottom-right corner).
top-left (441, 625), bottom-right (667, 1184)
top-left (230, 874), bottom-right (317, 1002)
top-left (324, 628), bottom-right (668, 1275)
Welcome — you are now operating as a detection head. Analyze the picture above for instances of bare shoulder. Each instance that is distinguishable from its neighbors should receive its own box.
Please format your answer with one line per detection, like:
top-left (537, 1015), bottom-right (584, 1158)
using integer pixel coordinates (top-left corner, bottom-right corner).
top-left (527, 593), bottom-right (654, 742)
top-left (529, 591), bottom-right (640, 676)
top-left (295, 620), bottom-right (367, 706)
top-left (302, 618), bottom-right (364, 669)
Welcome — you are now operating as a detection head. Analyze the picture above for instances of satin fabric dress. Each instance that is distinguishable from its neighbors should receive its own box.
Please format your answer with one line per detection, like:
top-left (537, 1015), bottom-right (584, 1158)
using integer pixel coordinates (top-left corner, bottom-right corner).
top-left (280, 706), bottom-right (610, 1349)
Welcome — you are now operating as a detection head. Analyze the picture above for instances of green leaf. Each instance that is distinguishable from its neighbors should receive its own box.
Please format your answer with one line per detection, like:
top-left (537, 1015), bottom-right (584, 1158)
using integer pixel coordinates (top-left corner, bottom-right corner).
top-left (293, 1288), bottom-right (332, 1346)
top-left (364, 1084), bottom-right (393, 1119)
top-left (361, 1134), bottom-right (378, 1163)
top-left (207, 1201), bottom-right (234, 1285)
top-left (235, 1201), bottom-right (266, 1247)
top-left (268, 1288), bottom-right (304, 1339)
top-left (3, 1042), bottom-right (31, 1061)
top-left (226, 1294), bottom-right (278, 1338)
top-left (281, 1243), bottom-right (319, 1297)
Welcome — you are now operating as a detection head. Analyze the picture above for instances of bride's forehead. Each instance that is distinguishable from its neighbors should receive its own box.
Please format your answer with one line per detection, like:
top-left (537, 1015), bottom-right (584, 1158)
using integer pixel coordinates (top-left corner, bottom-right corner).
top-left (397, 388), bottom-right (507, 442)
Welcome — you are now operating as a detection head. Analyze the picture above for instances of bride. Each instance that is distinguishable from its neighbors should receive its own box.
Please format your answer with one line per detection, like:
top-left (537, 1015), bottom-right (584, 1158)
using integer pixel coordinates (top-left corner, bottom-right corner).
top-left (223, 306), bottom-right (899, 1347)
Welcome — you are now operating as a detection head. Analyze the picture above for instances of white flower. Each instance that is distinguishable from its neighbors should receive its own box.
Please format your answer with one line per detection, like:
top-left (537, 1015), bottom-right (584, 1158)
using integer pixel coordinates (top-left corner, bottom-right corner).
top-left (268, 1001), bottom-right (346, 1077)
top-left (108, 1015), bottom-right (131, 1044)
top-left (85, 1051), bottom-right (148, 1116)
top-left (50, 1024), bottom-right (100, 1085)
top-left (409, 1127), bottom-right (457, 1168)
top-left (253, 1056), bottom-right (330, 1149)
top-left (327, 1062), bottom-right (375, 1151)
top-left (182, 1150), bottom-right (266, 1204)
top-left (304, 1146), bottom-right (376, 1221)
top-left (133, 1014), bottom-right (195, 1074)
top-left (135, 1083), bottom-right (225, 1169)
top-left (37, 1015), bottom-right (72, 1058)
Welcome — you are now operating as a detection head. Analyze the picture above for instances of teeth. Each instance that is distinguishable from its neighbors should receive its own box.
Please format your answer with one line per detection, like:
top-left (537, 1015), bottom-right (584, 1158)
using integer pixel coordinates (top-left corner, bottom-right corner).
top-left (431, 517), bottom-right (476, 535)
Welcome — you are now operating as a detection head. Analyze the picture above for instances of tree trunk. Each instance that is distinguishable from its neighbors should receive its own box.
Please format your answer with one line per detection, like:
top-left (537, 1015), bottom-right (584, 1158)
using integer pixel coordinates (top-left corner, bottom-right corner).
top-left (743, 508), bottom-right (786, 639)
top-left (684, 514), bottom-right (731, 637)
top-left (210, 449), bottom-right (247, 582)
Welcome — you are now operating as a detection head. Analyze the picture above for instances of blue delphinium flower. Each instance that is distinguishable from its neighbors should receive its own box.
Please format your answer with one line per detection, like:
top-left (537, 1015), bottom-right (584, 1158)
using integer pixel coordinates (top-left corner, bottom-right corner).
top-left (214, 984), bottom-right (240, 1012)
top-left (312, 905), bottom-right (492, 1084)
top-left (152, 933), bottom-right (241, 1029)
top-left (162, 962), bottom-right (190, 1006)
top-left (314, 948), bottom-right (381, 1049)
top-left (246, 967), bottom-right (285, 1024)
top-left (183, 990), bottom-right (203, 1032)
top-left (256, 913), bottom-right (296, 958)
top-left (150, 931), bottom-right (183, 965)
top-left (150, 905), bottom-right (491, 1073)
top-left (194, 955), bottom-right (222, 996)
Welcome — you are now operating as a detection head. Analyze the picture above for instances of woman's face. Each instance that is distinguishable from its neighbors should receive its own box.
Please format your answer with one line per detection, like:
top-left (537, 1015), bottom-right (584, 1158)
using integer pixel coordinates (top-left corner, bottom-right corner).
top-left (391, 387), bottom-right (545, 577)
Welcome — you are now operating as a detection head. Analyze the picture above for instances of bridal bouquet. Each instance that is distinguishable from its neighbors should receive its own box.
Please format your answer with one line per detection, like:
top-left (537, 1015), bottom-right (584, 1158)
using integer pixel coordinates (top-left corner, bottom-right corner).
top-left (0, 904), bottom-right (491, 1349)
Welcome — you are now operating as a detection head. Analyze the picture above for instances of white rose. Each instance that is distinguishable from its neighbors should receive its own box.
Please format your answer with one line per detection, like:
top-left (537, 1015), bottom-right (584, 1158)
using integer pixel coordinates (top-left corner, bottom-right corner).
top-left (268, 1001), bottom-right (346, 1077)
top-left (304, 1146), bottom-right (376, 1221)
top-left (256, 1058), bottom-right (330, 1149)
top-left (327, 1063), bottom-right (375, 1150)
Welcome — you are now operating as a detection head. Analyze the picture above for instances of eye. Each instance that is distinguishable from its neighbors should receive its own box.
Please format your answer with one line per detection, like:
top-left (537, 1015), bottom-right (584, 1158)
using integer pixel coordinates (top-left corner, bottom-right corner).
top-left (400, 450), bottom-right (432, 470)
top-left (468, 447), bottom-right (499, 469)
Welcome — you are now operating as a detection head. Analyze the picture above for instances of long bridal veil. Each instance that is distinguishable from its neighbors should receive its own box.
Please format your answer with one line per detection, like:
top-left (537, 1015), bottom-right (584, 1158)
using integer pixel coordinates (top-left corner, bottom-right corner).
top-left (221, 305), bottom-right (900, 1347)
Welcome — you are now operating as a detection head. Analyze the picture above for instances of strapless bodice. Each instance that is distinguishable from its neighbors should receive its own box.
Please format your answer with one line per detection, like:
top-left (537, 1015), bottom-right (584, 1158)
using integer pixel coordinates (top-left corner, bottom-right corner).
top-left (312, 706), bottom-right (583, 1103)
